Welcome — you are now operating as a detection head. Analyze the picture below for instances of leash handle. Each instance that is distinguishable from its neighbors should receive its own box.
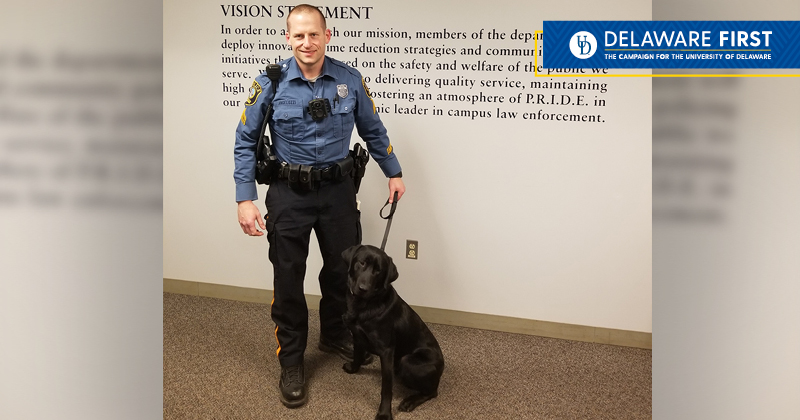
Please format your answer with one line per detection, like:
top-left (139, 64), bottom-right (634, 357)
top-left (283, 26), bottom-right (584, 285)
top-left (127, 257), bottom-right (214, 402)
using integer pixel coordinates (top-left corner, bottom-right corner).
top-left (379, 192), bottom-right (399, 251)
top-left (380, 191), bottom-right (399, 220)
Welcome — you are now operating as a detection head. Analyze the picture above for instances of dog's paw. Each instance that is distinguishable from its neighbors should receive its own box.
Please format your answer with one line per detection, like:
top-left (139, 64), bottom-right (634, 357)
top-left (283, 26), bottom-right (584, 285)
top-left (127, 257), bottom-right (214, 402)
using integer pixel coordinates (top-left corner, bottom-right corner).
top-left (374, 413), bottom-right (392, 420)
top-left (398, 393), bottom-right (434, 412)
top-left (397, 400), bottom-right (413, 412)
top-left (343, 362), bottom-right (360, 374)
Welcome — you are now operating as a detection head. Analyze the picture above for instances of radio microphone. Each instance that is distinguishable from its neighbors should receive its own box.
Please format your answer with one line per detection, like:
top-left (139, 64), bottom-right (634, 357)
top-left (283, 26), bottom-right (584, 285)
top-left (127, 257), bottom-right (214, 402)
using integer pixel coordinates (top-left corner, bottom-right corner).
top-left (266, 64), bottom-right (281, 93)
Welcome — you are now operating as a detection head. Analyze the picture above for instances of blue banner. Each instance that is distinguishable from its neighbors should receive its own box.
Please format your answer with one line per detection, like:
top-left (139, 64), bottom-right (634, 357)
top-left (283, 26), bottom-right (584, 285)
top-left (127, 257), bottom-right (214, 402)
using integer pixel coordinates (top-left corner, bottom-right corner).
top-left (543, 21), bottom-right (800, 69)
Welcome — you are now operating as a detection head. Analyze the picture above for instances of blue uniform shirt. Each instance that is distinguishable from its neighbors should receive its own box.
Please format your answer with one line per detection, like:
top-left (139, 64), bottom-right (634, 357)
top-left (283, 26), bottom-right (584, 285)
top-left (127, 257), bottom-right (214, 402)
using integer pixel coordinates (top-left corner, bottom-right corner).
top-left (234, 56), bottom-right (402, 202)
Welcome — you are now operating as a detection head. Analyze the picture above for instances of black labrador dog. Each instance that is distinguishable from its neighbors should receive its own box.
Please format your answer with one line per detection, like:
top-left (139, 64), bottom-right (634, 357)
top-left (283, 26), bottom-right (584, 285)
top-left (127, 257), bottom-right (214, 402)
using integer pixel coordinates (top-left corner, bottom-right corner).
top-left (341, 244), bottom-right (444, 420)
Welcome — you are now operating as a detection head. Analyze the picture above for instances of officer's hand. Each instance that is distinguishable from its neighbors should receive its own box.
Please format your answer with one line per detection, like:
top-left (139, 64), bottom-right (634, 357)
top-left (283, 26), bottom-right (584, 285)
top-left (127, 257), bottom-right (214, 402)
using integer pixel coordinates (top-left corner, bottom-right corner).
top-left (238, 200), bottom-right (266, 236)
top-left (388, 177), bottom-right (405, 203)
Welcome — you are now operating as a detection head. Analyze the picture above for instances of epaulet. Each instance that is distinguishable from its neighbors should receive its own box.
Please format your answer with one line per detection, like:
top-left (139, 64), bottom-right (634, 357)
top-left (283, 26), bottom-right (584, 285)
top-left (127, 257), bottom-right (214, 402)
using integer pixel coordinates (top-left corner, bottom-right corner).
top-left (255, 58), bottom-right (291, 79)
top-left (254, 58), bottom-right (291, 88)
top-left (276, 57), bottom-right (292, 72)
top-left (328, 57), bottom-right (362, 78)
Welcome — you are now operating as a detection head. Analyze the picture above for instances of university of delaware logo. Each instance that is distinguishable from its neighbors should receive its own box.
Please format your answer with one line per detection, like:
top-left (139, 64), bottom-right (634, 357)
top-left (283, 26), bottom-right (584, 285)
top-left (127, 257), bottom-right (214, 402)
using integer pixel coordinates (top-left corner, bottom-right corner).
top-left (569, 31), bottom-right (597, 59)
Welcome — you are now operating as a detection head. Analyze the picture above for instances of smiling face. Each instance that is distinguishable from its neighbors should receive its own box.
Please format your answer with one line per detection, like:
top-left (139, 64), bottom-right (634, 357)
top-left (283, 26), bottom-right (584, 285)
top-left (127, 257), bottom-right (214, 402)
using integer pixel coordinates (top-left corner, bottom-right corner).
top-left (286, 9), bottom-right (331, 78)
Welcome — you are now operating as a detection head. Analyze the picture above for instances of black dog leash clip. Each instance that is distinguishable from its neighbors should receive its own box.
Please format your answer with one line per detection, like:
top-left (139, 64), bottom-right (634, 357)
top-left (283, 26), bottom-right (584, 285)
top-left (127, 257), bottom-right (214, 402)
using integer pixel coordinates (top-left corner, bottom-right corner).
top-left (379, 191), bottom-right (399, 251)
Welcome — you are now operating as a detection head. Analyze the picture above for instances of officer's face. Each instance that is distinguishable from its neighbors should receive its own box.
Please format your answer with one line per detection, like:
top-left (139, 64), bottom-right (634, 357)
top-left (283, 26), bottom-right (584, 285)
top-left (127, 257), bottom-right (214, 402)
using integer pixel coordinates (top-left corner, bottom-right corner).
top-left (286, 11), bottom-right (331, 72)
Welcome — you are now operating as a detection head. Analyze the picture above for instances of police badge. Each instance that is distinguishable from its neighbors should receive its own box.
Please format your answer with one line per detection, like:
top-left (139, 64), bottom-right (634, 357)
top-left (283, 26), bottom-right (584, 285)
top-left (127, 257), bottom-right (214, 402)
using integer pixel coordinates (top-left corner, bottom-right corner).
top-left (337, 84), bottom-right (348, 98)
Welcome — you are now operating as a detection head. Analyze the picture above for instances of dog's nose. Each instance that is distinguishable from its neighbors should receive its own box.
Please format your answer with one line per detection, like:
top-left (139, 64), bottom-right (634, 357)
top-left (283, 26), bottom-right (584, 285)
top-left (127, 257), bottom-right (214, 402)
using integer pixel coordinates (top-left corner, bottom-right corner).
top-left (358, 285), bottom-right (369, 293)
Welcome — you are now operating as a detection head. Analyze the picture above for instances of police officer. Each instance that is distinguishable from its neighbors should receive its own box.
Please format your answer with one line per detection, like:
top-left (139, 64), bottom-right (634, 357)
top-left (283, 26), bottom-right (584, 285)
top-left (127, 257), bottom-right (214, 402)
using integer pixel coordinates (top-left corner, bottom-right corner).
top-left (233, 4), bottom-right (405, 408)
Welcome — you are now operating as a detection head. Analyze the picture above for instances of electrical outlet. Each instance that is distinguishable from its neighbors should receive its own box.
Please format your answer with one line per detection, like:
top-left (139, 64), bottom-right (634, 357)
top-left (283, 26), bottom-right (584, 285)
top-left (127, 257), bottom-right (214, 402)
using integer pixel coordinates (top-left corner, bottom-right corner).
top-left (406, 240), bottom-right (418, 260)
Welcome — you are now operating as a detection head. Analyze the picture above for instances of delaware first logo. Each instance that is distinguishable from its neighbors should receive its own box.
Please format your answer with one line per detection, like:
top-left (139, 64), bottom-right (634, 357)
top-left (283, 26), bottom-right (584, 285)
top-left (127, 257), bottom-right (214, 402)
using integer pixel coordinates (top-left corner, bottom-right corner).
top-left (569, 31), bottom-right (597, 59)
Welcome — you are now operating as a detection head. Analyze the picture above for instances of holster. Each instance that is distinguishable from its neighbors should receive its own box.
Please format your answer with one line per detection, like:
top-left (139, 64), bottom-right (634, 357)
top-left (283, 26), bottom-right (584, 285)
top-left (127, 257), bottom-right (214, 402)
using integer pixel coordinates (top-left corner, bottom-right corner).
top-left (255, 143), bottom-right (279, 185)
top-left (350, 143), bottom-right (370, 193)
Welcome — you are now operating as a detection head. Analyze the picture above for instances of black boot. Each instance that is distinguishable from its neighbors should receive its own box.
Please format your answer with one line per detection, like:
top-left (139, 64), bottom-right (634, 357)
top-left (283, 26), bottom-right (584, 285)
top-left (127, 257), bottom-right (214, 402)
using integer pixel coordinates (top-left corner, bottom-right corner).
top-left (278, 363), bottom-right (307, 408)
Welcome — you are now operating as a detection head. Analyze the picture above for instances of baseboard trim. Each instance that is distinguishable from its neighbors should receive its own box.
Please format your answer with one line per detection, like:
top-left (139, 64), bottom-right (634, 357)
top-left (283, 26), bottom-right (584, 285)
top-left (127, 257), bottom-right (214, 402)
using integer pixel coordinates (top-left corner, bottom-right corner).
top-left (164, 278), bottom-right (651, 349)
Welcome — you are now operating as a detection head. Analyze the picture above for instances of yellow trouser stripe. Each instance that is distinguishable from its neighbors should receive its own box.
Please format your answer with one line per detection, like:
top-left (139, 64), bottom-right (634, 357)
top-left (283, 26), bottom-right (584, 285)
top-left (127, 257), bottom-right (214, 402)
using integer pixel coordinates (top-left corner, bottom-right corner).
top-left (272, 295), bottom-right (281, 357)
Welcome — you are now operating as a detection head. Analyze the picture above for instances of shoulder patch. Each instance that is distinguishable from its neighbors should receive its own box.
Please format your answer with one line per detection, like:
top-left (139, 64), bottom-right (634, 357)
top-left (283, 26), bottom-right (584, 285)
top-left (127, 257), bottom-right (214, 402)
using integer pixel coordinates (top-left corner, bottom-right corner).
top-left (245, 80), bottom-right (262, 107)
top-left (362, 78), bottom-right (376, 114)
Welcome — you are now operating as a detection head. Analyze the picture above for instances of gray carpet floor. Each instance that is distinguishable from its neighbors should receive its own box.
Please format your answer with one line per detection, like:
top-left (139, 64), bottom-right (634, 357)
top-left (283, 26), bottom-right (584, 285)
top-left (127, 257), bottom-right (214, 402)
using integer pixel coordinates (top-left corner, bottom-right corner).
top-left (164, 292), bottom-right (651, 419)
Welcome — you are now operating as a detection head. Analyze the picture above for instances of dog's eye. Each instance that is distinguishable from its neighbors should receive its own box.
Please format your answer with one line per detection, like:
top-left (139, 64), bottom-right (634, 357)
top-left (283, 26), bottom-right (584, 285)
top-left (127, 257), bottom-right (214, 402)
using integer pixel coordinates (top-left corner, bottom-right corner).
top-left (355, 261), bottom-right (365, 269)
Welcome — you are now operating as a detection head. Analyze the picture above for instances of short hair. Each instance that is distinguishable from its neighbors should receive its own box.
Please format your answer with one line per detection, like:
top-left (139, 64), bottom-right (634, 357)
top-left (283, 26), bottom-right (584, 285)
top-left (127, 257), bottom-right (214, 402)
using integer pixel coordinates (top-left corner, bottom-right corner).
top-left (286, 4), bottom-right (326, 31)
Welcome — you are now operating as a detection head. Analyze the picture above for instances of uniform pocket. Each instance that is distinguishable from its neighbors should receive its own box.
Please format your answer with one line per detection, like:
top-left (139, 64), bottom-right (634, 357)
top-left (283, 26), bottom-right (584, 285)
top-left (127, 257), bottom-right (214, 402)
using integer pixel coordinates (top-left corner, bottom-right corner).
top-left (265, 185), bottom-right (281, 263)
top-left (272, 106), bottom-right (304, 140)
top-left (332, 97), bottom-right (356, 140)
top-left (264, 212), bottom-right (278, 263)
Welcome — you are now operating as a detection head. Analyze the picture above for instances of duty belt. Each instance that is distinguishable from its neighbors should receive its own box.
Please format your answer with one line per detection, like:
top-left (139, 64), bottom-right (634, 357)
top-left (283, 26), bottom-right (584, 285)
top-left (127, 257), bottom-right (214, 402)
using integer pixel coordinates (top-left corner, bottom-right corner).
top-left (276, 155), bottom-right (354, 191)
top-left (276, 164), bottom-right (338, 182)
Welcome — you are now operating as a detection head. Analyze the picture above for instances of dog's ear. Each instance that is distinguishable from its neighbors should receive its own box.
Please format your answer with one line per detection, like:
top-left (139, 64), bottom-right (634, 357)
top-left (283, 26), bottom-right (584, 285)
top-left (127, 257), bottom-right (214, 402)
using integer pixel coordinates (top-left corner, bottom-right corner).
top-left (342, 245), bottom-right (361, 264)
top-left (384, 254), bottom-right (399, 288)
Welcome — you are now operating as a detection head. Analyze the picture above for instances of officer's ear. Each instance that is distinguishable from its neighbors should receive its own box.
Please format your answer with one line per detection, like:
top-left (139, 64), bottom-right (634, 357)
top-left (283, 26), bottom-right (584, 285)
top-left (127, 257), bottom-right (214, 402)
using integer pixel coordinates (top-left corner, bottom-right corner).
top-left (342, 245), bottom-right (361, 265)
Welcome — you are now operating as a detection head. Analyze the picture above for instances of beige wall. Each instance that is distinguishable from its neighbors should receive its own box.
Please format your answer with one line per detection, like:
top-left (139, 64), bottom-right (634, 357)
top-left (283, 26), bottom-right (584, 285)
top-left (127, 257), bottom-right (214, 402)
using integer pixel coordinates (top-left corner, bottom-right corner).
top-left (164, 0), bottom-right (652, 333)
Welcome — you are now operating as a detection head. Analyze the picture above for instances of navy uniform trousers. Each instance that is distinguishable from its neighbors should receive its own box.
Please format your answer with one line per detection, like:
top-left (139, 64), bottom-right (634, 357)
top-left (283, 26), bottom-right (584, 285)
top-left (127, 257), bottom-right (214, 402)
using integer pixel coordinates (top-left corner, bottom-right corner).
top-left (264, 176), bottom-right (361, 367)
